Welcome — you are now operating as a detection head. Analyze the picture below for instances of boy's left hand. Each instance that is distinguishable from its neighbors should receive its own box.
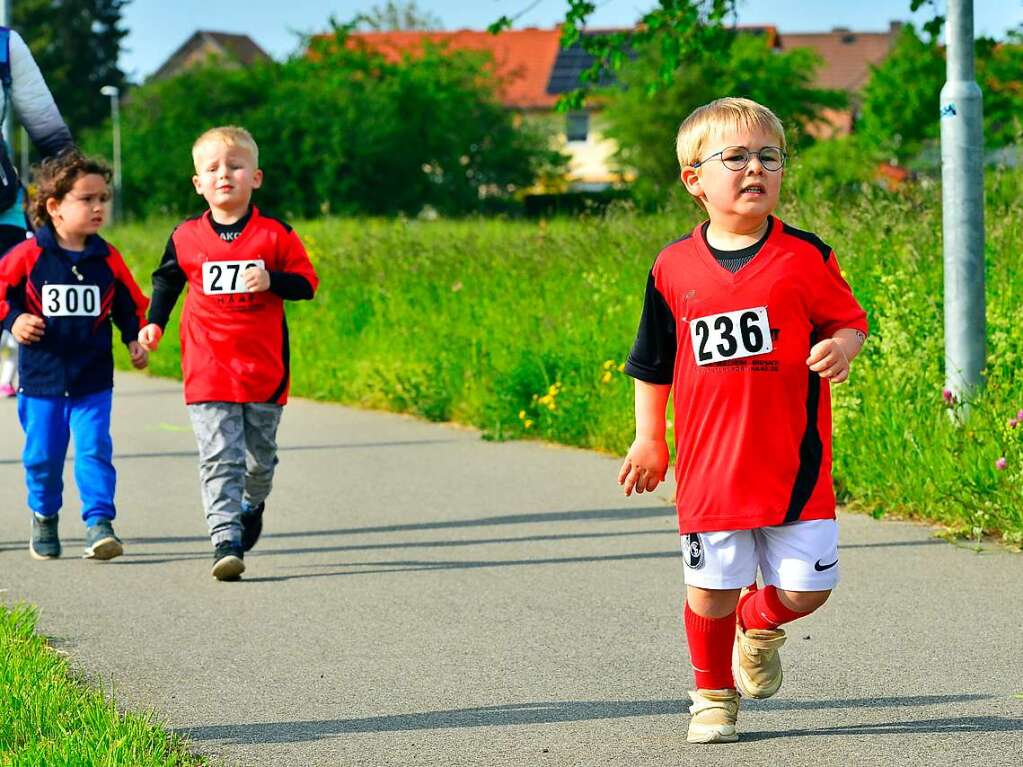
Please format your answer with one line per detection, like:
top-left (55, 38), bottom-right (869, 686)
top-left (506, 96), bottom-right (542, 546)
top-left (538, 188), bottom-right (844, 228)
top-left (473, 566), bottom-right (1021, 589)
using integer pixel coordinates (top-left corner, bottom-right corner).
top-left (243, 266), bottom-right (271, 293)
top-left (806, 338), bottom-right (850, 383)
top-left (127, 340), bottom-right (149, 370)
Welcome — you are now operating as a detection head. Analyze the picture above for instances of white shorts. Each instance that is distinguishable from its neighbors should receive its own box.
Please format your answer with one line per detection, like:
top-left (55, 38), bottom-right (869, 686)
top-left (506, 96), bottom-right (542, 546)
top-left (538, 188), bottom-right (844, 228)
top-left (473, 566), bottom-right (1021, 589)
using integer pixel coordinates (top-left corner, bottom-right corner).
top-left (681, 519), bottom-right (839, 592)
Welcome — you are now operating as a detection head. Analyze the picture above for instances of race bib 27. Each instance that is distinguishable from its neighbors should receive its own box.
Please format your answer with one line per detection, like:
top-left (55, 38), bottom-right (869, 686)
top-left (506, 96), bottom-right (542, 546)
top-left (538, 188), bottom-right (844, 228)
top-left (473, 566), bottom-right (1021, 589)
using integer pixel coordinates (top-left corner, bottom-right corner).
top-left (690, 306), bottom-right (772, 365)
top-left (42, 284), bottom-right (101, 317)
top-left (202, 259), bottom-right (265, 295)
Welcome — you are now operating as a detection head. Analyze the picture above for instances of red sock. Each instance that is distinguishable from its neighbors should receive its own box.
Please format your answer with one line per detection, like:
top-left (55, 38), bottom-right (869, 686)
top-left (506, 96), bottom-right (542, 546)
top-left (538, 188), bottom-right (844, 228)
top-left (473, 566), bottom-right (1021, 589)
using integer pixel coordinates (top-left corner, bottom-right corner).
top-left (739, 585), bottom-right (809, 631)
top-left (683, 602), bottom-right (736, 690)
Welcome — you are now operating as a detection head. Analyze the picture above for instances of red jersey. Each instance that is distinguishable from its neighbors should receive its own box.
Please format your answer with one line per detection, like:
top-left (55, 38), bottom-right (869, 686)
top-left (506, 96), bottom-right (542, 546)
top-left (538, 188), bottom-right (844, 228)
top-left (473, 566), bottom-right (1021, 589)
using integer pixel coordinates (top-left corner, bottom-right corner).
top-left (148, 207), bottom-right (318, 405)
top-left (625, 217), bottom-right (868, 534)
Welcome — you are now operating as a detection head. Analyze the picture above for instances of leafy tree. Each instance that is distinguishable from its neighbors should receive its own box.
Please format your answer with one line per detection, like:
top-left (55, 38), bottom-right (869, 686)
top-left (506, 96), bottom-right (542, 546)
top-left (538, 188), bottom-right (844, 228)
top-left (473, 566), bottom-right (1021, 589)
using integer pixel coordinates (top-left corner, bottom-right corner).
top-left (602, 32), bottom-right (846, 200)
top-left (358, 1), bottom-right (442, 31)
top-left (975, 27), bottom-right (1023, 148)
top-left (493, 1), bottom-right (741, 110)
top-left (520, 1), bottom-right (948, 111)
top-left (858, 23), bottom-right (1023, 160)
top-left (857, 24), bottom-right (944, 161)
top-left (14, 0), bottom-right (129, 133)
top-left (79, 35), bottom-right (564, 218)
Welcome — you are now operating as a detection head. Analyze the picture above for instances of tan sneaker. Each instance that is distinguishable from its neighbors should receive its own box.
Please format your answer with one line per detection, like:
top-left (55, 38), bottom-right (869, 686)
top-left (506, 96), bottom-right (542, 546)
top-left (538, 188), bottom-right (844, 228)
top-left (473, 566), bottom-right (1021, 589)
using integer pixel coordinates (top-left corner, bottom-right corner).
top-left (686, 688), bottom-right (739, 743)
top-left (733, 622), bottom-right (787, 699)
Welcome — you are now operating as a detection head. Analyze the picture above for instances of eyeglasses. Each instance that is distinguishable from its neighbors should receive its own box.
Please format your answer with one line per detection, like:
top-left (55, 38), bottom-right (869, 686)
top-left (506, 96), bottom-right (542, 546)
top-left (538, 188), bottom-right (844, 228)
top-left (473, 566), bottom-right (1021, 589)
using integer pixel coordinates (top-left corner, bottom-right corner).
top-left (692, 146), bottom-right (786, 172)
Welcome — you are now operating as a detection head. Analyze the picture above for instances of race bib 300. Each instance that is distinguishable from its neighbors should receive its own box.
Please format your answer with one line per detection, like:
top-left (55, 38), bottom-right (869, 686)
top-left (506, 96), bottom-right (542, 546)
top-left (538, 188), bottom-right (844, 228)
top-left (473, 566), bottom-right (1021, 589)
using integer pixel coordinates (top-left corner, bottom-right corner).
top-left (202, 259), bottom-right (265, 295)
top-left (690, 306), bottom-right (772, 365)
top-left (42, 284), bottom-right (101, 317)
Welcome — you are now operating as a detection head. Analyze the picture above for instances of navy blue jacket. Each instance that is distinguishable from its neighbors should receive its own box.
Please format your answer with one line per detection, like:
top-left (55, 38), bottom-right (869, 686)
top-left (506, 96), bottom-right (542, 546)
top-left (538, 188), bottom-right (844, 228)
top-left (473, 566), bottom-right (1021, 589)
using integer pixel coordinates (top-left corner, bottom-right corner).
top-left (0, 226), bottom-right (148, 397)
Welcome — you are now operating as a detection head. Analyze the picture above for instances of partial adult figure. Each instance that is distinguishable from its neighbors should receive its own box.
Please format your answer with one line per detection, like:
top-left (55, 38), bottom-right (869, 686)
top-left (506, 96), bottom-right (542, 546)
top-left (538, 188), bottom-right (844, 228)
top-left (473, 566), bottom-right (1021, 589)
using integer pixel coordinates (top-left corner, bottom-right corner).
top-left (0, 26), bottom-right (74, 397)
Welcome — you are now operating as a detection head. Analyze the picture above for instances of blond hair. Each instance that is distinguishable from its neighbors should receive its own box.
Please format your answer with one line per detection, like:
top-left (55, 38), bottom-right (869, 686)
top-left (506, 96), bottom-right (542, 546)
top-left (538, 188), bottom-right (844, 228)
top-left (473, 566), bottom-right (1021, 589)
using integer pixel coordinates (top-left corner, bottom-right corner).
top-left (191, 125), bottom-right (259, 169)
top-left (675, 97), bottom-right (785, 170)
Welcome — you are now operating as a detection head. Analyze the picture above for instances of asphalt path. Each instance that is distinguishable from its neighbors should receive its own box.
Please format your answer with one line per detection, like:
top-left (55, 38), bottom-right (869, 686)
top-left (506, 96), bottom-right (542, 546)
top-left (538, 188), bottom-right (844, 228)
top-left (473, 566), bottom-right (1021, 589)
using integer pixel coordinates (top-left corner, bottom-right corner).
top-left (1, 372), bottom-right (1021, 766)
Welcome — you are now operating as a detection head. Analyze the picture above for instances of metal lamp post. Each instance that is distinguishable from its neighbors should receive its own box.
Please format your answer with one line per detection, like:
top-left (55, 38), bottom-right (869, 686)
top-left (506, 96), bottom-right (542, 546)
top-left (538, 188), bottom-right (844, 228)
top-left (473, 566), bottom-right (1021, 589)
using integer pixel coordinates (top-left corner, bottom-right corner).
top-left (100, 85), bottom-right (122, 223)
top-left (940, 0), bottom-right (985, 413)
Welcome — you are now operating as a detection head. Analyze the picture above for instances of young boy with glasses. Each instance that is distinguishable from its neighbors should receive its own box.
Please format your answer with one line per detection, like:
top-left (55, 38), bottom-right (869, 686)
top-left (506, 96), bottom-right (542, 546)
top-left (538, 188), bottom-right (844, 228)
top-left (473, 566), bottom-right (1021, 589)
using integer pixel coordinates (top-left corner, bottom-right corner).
top-left (617, 97), bottom-right (868, 743)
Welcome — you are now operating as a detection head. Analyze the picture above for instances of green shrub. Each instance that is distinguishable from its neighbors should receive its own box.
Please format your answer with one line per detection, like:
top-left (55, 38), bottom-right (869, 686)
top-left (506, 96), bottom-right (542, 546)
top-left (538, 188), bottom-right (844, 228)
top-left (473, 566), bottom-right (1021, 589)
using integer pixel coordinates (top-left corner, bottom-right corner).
top-left (81, 37), bottom-right (563, 219)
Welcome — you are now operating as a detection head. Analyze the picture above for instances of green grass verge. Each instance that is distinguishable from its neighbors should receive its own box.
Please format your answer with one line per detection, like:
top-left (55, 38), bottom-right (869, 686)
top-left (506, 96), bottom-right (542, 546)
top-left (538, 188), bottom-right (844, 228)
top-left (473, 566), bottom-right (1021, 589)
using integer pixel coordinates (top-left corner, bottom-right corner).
top-left (108, 171), bottom-right (1023, 545)
top-left (0, 603), bottom-right (207, 765)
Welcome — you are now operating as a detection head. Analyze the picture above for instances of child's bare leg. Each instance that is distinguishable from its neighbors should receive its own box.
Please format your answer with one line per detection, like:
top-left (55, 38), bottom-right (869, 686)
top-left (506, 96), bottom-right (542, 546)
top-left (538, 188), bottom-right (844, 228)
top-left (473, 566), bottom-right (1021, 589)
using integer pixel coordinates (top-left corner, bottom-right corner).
top-left (776, 588), bottom-right (831, 614)
top-left (687, 586), bottom-right (741, 618)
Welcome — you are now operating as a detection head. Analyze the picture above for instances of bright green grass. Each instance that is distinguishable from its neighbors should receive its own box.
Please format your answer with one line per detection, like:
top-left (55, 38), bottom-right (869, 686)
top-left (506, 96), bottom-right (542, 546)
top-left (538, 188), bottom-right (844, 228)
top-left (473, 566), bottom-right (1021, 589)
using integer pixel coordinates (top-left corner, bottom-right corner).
top-left (109, 172), bottom-right (1023, 545)
top-left (0, 603), bottom-right (207, 766)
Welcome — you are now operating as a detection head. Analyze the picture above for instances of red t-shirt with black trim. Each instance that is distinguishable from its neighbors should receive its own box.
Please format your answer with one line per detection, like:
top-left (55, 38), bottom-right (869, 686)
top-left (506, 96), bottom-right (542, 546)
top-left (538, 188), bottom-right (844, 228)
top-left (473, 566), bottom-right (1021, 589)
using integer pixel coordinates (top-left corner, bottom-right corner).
top-left (625, 216), bottom-right (868, 534)
top-left (148, 207), bottom-right (318, 405)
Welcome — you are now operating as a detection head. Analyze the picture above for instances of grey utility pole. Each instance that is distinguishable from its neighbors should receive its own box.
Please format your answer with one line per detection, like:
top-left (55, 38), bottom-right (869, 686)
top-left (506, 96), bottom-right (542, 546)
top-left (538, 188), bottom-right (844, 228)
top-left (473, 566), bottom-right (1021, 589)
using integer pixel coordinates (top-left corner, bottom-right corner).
top-left (940, 0), bottom-right (985, 409)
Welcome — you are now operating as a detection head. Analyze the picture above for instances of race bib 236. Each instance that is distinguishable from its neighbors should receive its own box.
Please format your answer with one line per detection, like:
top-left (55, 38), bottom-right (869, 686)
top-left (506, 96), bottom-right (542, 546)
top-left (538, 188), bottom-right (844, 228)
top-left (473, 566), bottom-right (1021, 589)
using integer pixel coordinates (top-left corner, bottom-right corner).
top-left (690, 306), bottom-right (772, 365)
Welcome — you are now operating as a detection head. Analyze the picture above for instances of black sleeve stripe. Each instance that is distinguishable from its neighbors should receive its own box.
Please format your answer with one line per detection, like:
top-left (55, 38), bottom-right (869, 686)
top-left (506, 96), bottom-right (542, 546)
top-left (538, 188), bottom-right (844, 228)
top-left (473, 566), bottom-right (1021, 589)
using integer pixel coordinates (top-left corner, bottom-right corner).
top-left (624, 270), bottom-right (676, 385)
top-left (257, 210), bottom-right (294, 234)
top-left (266, 315), bottom-right (290, 403)
top-left (662, 232), bottom-right (693, 250)
top-left (148, 236), bottom-right (187, 329)
top-left (268, 272), bottom-right (314, 301)
top-left (782, 223), bottom-right (832, 263)
top-left (784, 350), bottom-right (825, 523)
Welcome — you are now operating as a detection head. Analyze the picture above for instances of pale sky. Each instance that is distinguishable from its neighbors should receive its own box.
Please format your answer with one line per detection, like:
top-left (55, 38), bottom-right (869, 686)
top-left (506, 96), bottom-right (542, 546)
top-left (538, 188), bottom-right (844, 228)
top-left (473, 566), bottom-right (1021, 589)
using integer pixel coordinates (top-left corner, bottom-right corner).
top-left (121, 0), bottom-right (1023, 82)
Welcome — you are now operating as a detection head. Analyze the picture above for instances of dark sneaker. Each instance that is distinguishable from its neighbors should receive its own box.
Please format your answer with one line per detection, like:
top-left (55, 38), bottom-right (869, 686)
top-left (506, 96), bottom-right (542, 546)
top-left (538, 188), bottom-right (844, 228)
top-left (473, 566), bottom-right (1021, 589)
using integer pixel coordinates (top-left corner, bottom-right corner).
top-left (240, 502), bottom-right (265, 552)
top-left (212, 541), bottom-right (245, 581)
top-left (29, 513), bottom-right (61, 560)
top-left (83, 520), bottom-right (124, 561)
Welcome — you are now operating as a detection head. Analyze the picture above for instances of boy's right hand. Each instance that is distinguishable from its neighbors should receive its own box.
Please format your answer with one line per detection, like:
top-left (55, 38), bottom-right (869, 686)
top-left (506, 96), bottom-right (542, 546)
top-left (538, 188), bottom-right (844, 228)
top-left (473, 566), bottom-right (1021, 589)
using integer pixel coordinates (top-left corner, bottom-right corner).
top-left (618, 438), bottom-right (670, 496)
top-left (138, 323), bottom-right (163, 351)
top-left (12, 313), bottom-right (45, 344)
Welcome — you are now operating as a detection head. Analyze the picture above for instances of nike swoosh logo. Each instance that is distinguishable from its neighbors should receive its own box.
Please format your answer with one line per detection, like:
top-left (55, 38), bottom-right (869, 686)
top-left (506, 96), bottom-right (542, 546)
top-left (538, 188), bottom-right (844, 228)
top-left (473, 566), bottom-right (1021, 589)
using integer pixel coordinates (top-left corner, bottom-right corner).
top-left (814, 559), bottom-right (838, 571)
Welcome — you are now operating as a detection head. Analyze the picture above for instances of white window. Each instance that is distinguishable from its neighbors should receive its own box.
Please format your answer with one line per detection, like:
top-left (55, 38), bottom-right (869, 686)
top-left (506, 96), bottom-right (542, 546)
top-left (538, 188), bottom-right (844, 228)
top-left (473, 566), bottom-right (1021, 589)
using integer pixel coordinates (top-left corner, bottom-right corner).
top-left (566, 111), bottom-right (589, 142)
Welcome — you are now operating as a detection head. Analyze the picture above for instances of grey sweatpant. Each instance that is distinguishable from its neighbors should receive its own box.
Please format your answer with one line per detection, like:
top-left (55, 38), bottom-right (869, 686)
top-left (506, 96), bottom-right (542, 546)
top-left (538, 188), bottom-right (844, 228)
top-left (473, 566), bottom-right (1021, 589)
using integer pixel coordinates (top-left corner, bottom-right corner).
top-left (187, 402), bottom-right (283, 546)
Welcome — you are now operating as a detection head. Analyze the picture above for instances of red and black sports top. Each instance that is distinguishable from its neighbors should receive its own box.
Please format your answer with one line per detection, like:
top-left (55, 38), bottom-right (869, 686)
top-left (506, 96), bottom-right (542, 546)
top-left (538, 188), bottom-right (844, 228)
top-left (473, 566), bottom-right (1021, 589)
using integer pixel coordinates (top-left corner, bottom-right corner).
top-left (148, 207), bottom-right (318, 405)
top-left (625, 216), bottom-right (868, 534)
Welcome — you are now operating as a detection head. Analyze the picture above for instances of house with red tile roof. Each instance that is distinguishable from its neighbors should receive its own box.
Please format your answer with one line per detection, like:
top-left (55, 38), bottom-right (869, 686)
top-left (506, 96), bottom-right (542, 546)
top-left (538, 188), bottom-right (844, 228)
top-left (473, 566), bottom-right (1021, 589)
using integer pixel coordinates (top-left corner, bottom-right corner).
top-left (326, 22), bottom-right (902, 190)
top-left (779, 22), bottom-right (904, 136)
top-left (335, 27), bottom-right (635, 190)
top-left (345, 28), bottom-right (563, 110)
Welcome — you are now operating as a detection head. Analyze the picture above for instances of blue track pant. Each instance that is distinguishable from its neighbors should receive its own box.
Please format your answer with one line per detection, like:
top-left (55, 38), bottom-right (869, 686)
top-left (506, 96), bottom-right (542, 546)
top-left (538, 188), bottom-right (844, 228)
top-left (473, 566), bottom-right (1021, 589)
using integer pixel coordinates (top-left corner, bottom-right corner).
top-left (18, 388), bottom-right (116, 525)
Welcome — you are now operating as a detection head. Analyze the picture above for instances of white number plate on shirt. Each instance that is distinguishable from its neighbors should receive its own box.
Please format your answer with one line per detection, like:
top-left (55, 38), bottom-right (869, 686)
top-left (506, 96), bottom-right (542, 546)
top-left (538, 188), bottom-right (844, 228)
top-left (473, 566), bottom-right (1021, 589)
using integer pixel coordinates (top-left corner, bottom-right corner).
top-left (690, 306), bottom-right (772, 365)
top-left (202, 259), bottom-right (264, 295)
top-left (42, 284), bottom-right (100, 317)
